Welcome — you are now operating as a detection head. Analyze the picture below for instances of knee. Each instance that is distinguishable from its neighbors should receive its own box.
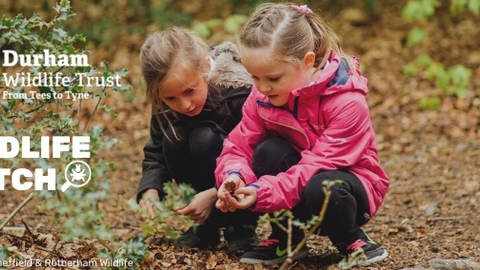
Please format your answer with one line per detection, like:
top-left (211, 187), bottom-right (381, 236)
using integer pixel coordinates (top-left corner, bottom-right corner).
top-left (304, 171), bottom-right (349, 209)
top-left (163, 125), bottom-right (187, 148)
top-left (252, 138), bottom-right (300, 176)
top-left (303, 176), bottom-right (327, 206)
top-left (253, 137), bottom-right (284, 159)
top-left (189, 126), bottom-right (223, 158)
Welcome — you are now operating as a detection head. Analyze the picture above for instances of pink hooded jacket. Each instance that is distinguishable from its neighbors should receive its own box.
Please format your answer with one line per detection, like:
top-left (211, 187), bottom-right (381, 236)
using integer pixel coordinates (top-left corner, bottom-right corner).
top-left (215, 51), bottom-right (390, 217)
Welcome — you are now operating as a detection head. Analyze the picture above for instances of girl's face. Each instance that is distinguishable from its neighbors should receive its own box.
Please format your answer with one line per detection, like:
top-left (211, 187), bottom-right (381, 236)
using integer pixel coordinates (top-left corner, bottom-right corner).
top-left (157, 59), bottom-right (210, 117)
top-left (240, 47), bottom-right (315, 106)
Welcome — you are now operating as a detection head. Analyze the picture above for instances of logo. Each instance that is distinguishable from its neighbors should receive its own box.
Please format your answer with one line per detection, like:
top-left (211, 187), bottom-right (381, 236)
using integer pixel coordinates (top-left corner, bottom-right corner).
top-left (276, 246), bottom-right (287, 257)
top-left (61, 160), bottom-right (92, 192)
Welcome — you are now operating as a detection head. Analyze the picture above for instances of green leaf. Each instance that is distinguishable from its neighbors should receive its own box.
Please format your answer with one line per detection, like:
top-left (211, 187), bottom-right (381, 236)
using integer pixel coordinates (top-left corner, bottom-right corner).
top-left (192, 22), bottom-right (212, 39)
top-left (450, 0), bottom-right (468, 13)
top-left (447, 86), bottom-right (468, 97)
top-left (402, 63), bottom-right (418, 76)
top-left (206, 18), bottom-right (223, 29)
top-left (406, 27), bottom-right (428, 46)
top-left (224, 14), bottom-right (248, 34)
top-left (419, 96), bottom-right (441, 110)
top-left (402, 1), bottom-right (425, 21)
top-left (414, 54), bottom-right (433, 66)
top-left (420, 0), bottom-right (441, 17)
top-left (447, 64), bottom-right (472, 87)
top-left (1, 16), bottom-right (15, 27)
top-left (52, 27), bottom-right (68, 42)
top-left (436, 72), bottom-right (449, 90)
top-left (402, 0), bottom-right (440, 21)
top-left (425, 62), bottom-right (446, 84)
top-left (467, 0), bottom-right (480, 14)
top-left (0, 245), bottom-right (9, 261)
top-left (450, 0), bottom-right (480, 14)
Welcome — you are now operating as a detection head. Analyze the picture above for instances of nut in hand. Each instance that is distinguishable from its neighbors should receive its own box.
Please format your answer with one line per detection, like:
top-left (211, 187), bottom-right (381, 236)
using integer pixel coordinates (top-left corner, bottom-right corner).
top-left (224, 180), bottom-right (239, 201)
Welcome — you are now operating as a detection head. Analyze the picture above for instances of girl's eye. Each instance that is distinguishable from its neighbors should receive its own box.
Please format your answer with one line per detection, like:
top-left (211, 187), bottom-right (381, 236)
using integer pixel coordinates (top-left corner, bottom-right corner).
top-left (269, 77), bottom-right (280, 82)
top-left (164, 97), bottom-right (175, 101)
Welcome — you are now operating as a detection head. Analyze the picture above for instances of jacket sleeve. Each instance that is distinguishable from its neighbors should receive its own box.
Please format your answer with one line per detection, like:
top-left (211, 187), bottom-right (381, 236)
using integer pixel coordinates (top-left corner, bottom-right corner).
top-left (215, 91), bottom-right (266, 187)
top-left (253, 92), bottom-right (375, 212)
top-left (136, 115), bottom-right (172, 202)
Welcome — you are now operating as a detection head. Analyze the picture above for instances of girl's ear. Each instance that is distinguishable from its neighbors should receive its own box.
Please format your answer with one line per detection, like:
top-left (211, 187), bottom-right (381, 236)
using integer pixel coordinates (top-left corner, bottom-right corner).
top-left (302, 51), bottom-right (316, 69)
top-left (205, 56), bottom-right (211, 72)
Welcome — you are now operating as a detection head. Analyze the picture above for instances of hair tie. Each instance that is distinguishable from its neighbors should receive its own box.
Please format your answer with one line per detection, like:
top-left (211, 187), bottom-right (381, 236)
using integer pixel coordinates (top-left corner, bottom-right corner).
top-left (291, 4), bottom-right (313, 15)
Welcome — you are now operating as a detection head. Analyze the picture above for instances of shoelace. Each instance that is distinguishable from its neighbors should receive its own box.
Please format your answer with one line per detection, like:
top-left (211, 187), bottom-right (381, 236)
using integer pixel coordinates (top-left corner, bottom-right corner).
top-left (346, 239), bottom-right (367, 252)
top-left (258, 238), bottom-right (280, 247)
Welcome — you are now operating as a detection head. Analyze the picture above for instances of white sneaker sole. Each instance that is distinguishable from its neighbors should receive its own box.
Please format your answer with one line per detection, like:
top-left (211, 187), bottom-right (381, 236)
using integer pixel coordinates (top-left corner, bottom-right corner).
top-left (240, 248), bottom-right (309, 265)
top-left (360, 249), bottom-right (388, 266)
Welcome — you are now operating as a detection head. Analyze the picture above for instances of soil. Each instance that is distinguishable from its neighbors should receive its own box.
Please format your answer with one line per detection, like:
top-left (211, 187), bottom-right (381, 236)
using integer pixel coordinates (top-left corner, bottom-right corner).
top-left (1, 1), bottom-right (479, 270)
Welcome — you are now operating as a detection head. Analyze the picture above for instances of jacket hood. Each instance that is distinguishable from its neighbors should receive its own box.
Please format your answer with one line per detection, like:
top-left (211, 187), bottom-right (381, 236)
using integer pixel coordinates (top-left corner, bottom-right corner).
top-left (207, 41), bottom-right (253, 90)
top-left (285, 51), bottom-right (369, 111)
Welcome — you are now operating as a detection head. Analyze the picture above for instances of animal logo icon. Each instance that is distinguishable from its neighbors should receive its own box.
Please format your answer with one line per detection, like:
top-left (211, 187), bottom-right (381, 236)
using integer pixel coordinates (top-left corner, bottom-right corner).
top-left (61, 160), bottom-right (92, 192)
top-left (70, 163), bottom-right (87, 182)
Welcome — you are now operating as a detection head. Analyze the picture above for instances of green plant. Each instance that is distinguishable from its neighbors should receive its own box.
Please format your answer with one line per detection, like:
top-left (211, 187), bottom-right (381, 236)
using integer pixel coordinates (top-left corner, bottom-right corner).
top-left (253, 180), bottom-right (366, 270)
top-left (401, 0), bottom-right (478, 108)
top-left (450, 0), bottom-right (480, 14)
top-left (128, 180), bottom-right (196, 239)
top-left (402, 0), bottom-right (479, 46)
top-left (191, 14), bottom-right (249, 40)
top-left (259, 179), bottom-right (374, 269)
top-left (403, 54), bottom-right (472, 99)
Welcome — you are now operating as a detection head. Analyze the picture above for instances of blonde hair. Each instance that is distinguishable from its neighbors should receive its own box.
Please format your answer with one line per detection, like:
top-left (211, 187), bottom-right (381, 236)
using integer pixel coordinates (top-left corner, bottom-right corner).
top-left (140, 27), bottom-right (209, 140)
top-left (238, 3), bottom-right (354, 72)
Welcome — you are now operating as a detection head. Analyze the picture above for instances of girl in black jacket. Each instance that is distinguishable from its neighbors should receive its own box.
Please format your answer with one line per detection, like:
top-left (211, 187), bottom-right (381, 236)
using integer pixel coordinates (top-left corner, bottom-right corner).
top-left (136, 27), bottom-right (258, 253)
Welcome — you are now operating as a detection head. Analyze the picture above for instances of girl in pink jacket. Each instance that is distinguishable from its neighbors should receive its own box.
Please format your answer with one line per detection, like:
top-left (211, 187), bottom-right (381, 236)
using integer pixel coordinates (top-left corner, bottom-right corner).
top-left (215, 3), bottom-right (390, 267)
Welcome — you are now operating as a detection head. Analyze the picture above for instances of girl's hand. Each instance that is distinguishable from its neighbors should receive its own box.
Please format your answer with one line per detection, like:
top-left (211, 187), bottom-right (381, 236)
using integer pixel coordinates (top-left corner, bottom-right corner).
top-left (216, 175), bottom-right (257, 212)
top-left (138, 188), bottom-right (160, 220)
top-left (176, 188), bottom-right (217, 224)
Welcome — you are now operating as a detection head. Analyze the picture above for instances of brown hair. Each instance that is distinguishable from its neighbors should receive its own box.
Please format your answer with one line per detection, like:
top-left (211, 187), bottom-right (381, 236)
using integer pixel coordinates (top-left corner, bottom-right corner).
top-left (238, 3), bottom-right (354, 72)
top-left (139, 27), bottom-right (209, 140)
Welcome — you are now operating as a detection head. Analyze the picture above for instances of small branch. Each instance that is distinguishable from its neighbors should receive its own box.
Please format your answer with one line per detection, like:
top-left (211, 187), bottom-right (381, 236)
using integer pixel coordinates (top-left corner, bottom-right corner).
top-left (0, 231), bottom-right (29, 242)
top-left (279, 186), bottom-right (333, 270)
top-left (0, 231), bottom-right (57, 255)
top-left (0, 192), bottom-right (34, 231)
top-left (21, 220), bottom-right (34, 237)
top-left (429, 216), bottom-right (468, 221)
top-left (85, 86), bottom-right (107, 131)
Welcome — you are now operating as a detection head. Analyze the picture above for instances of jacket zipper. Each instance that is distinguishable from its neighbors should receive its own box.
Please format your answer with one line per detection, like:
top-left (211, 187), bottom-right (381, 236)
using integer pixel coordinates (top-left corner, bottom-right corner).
top-left (257, 101), bottom-right (311, 149)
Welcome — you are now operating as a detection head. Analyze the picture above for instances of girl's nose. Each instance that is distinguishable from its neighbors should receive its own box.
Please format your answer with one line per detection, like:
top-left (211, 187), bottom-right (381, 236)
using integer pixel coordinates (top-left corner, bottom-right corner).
top-left (258, 81), bottom-right (271, 94)
top-left (180, 99), bottom-right (192, 110)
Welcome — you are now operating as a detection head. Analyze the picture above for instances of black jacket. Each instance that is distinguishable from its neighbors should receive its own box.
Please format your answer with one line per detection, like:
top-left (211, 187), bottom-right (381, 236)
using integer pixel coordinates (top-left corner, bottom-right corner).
top-left (137, 42), bottom-right (252, 201)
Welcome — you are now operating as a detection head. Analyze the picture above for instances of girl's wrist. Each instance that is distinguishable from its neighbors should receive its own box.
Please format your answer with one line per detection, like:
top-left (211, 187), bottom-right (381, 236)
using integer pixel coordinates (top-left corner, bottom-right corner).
top-left (207, 187), bottom-right (218, 203)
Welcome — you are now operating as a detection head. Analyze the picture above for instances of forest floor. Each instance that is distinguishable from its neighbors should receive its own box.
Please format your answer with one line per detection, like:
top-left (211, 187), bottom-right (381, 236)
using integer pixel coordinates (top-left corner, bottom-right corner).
top-left (1, 1), bottom-right (480, 270)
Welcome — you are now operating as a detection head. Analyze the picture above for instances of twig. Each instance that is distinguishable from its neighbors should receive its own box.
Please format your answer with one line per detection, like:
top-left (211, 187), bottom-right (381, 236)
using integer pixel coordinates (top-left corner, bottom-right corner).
top-left (0, 231), bottom-right (29, 242)
top-left (429, 216), bottom-right (468, 221)
top-left (279, 185), bottom-right (333, 270)
top-left (0, 231), bottom-right (57, 255)
top-left (84, 86), bottom-right (107, 131)
top-left (21, 220), bottom-right (34, 237)
top-left (0, 192), bottom-right (34, 231)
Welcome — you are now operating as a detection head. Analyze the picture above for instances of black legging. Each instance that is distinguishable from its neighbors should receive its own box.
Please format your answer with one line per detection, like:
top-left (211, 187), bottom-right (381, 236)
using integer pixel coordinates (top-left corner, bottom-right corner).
top-left (252, 137), bottom-right (369, 245)
top-left (163, 121), bottom-right (257, 228)
top-left (163, 122), bottom-right (225, 193)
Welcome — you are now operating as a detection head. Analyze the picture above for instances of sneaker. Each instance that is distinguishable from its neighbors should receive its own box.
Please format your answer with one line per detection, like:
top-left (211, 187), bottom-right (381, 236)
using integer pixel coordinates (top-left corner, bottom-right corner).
top-left (175, 224), bottom-right (220, 249)
top-left (335, 230), bottom-right (388, 266)
top-left (239, 238), bottom-right (308, 265)
top-left (224, 225), bottom-right (258, 253)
